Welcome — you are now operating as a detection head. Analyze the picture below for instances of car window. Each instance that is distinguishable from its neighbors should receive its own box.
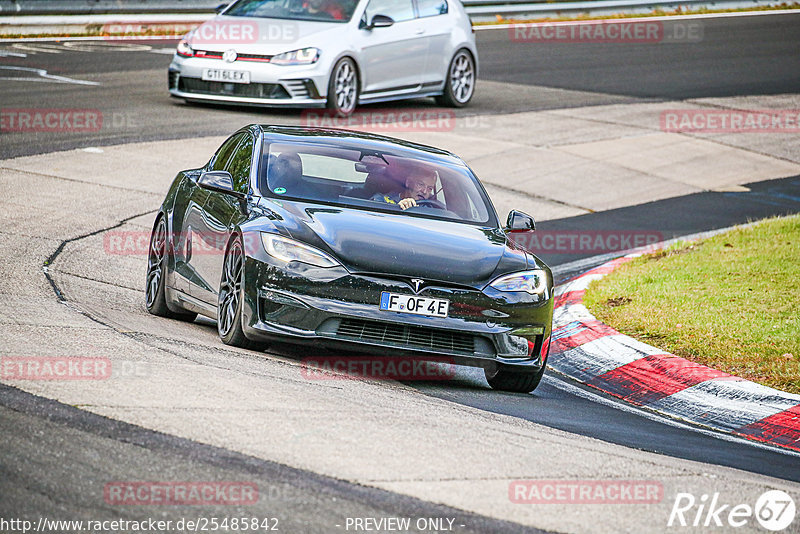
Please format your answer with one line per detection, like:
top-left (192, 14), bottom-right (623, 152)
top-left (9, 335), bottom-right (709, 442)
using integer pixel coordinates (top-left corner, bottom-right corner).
top-left (300, 153), bottom-right (367, 183)
top-left (227, 134), bottom-right (254, 194)
top-left (209, 133), bottom-right (244, 172)
top-left (416, 0), bottom-right (447, 17)
top-left (363, 0), bottom-right (414, 23)
top-left (262, 141), bottom-right (494, 225)
top-left (225, 0), bottom-right (357, 23)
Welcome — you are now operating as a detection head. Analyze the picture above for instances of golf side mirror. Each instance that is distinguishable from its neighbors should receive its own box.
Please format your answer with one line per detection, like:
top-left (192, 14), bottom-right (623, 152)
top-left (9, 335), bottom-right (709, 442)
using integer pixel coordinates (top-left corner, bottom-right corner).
top-left (361, 14), bottom-right (394, 30)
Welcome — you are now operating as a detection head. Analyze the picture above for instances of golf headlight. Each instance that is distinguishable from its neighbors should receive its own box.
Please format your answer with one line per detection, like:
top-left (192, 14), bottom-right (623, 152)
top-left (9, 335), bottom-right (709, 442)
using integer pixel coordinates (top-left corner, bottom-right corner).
top-left (176, 38), bottom-right (194, 57)
top-left (261, 234), bottom-right (340, 268)
top-left (489, 270), bottom-right (547, 295)
top-left (271, 47), bottom-right (320, 66)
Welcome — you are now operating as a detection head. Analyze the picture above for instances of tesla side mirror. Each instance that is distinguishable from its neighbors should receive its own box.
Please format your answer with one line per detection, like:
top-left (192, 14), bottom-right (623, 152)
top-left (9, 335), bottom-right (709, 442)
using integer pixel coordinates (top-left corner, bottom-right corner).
top-left (198, 170), bottom-right (244, 198)
top-left (215, 3), bottom-right (229, 13)
top-left (362, 14), bottom-right (394, 30)
top-left (506, 210), bottom-right (535, 232)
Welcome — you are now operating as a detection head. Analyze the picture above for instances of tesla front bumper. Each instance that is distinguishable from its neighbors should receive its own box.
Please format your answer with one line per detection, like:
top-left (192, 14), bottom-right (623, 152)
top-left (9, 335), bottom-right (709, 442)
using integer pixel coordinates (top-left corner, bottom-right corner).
top-left (239, 251), bottom-right (554, 374)
top-left (168, 56), bottom-right (328, 108)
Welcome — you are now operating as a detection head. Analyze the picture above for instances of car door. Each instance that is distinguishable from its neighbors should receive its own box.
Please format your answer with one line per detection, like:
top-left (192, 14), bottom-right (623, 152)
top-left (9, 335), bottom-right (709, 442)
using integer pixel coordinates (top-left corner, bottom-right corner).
top-left (413, 0), bottom-right (453, 87)
top-left (170, 135), bottom-right (240, 300)
top-left (193, 132), bottom-right (255, 307)
top-left (357, 0), bottom-right (426, 96)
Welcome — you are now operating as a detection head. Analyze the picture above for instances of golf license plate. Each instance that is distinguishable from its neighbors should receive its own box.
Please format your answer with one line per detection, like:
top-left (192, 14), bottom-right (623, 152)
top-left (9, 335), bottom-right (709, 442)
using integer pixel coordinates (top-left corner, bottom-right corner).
top-left (202, 68), bottom-right (250, 84)
top-left (380, 292), bottom-right (449, 318)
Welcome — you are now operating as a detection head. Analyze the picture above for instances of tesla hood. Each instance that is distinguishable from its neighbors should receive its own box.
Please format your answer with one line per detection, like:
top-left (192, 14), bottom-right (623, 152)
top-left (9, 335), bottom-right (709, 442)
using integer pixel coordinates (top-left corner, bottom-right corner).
top-left (281, 205), bottom-right (527, 286)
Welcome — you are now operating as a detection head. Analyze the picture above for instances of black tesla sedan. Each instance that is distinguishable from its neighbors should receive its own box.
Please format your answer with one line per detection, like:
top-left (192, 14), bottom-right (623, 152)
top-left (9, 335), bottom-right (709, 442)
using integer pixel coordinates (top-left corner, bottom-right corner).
top-left (146, 125), bottom-right (553, 392)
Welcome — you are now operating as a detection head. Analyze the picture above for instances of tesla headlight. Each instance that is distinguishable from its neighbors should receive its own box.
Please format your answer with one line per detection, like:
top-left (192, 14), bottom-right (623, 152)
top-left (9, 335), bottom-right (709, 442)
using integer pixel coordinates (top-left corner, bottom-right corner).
top-left (271, 47), bottom-right (320, 66)
top-left (176, 38), bottom-right (194, 57)
top-left (489, 270), bottom-right (548, 295)
top-left (261, 233), bottom-right (340, 268)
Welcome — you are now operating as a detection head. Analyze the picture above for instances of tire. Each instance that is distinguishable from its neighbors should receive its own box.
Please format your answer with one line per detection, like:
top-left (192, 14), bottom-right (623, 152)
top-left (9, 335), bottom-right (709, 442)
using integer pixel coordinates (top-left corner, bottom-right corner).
top-left (145, 216), bottom-right (197, 322)
top-left (485, 357), bottom-right (547, 393)
top-left (435, 49), bottom-right (476, 108)
top-left (217, 236), bottom-right (264, 350)
top-left (326, 57), bottom-right (358, 117)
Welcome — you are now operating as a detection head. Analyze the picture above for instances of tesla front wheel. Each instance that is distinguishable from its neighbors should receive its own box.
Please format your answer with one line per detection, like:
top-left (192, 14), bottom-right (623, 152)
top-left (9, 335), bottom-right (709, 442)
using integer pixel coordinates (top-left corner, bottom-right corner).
top-left (218, 236), bottom-right (263, 350)
top-left (485, 363), bottom-right (546, 393)
top-left (436, 49), bottom-right (475, 108)
top-left (327, 57), bottom-right (358, 117)
top-left (145, 217), bottom-right (197, 322)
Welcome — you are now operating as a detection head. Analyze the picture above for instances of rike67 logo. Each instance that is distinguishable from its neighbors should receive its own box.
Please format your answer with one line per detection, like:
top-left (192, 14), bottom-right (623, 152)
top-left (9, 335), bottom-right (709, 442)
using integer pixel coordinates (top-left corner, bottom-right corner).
top-left (668, 490), bottom-right (796, 531)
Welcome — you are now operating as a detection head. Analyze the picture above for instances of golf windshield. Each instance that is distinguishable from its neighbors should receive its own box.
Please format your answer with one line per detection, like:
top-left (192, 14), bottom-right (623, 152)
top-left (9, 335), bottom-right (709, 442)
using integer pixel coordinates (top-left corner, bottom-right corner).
top-left (260, 142), bottom-right (496, 225)
top-left (224, 0), bottom-right (358, 22)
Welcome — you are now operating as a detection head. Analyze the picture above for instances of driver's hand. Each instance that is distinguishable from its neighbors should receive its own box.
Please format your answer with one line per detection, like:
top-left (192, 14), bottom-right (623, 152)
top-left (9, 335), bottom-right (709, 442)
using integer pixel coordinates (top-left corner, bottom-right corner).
top-left (398, 198), bottom-right (417, 210)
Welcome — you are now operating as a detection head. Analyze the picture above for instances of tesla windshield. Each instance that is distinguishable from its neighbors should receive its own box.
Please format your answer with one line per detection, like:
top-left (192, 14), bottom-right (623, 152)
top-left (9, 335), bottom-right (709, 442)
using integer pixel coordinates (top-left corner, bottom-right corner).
top-left (260, 141), bottom-right (496, 225)
top-left (224, 0), bottom-right (358, 22)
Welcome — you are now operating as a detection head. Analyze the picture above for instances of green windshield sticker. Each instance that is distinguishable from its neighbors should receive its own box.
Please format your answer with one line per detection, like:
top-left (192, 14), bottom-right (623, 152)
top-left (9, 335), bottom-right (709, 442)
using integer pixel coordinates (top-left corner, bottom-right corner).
top-left (274, 187), bottom-right (287, 195)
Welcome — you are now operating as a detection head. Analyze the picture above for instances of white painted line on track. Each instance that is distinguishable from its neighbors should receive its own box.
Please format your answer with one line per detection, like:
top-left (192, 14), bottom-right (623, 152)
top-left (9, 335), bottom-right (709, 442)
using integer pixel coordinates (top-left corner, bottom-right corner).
top-left (150, 47), bottom-right (178, 55)
top-left (0, 35), bottom-right (185, 44)
top-left (0, 65), bottom-right (99, 85)
top-left (10, 42), bottom-right (62, 53)
top-left (542, 373), bottom-right (800, 458)
top-left (62, 41), bottom-right (152, 52)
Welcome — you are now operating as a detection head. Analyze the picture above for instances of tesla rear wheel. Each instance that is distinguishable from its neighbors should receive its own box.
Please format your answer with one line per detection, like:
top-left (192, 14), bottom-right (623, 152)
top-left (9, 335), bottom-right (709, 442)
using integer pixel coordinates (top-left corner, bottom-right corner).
top-left (485, 363), bottom-right (546, 393)
top-left (436, 49), bottom-right (475, 108)
top-left (327, 57), bottom-right (358, 117)
top-left (145, 217), bottom-right (197, 322)
top-left (218, 236), bottom-right (263, 350)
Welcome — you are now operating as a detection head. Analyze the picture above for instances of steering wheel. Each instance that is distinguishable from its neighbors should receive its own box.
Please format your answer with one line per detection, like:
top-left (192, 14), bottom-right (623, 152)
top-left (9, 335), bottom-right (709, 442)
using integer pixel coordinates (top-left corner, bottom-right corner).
top-left (414, 199), bottom-right (446, 210)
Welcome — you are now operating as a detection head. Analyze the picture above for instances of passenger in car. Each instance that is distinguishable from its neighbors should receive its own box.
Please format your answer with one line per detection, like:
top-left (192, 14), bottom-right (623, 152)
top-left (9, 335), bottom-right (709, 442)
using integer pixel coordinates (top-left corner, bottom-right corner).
top-left (269, 152), bottom-right (304, 194)
top-left (301, 0), bottom-right (346, 20)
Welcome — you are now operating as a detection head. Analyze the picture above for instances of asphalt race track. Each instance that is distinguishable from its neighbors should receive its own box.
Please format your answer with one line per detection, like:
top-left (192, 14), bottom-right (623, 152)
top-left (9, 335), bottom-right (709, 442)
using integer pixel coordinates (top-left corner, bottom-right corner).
top-left (2, 13), bottom-right (799, 159)
top-left (1, 12), bottom-right (800, 533)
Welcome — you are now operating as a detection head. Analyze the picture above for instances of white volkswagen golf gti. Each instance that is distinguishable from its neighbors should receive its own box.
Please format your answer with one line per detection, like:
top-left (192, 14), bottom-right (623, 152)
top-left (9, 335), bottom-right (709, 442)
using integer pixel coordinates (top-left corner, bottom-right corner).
top-left (168, 0), bottom-right (477, 116)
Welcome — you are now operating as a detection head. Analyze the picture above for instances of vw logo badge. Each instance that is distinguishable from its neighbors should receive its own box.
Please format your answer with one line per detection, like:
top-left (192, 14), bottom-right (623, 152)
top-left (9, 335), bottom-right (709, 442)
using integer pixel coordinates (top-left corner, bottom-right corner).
top-left (223, 49), bottom-right (238, 63)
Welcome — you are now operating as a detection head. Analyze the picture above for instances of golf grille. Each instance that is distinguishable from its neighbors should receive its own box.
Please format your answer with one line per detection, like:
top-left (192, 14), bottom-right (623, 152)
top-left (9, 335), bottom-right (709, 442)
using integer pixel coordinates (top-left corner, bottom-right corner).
top-left (178, 77), bottom-right (291, 99)
top-left (336, 319), bottom-right (475, 354)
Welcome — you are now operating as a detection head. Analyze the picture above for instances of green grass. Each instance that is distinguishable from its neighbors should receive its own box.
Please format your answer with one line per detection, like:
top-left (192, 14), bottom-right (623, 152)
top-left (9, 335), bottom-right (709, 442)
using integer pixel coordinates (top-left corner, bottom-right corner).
top-left (584, 215), bottom-right (800, 394)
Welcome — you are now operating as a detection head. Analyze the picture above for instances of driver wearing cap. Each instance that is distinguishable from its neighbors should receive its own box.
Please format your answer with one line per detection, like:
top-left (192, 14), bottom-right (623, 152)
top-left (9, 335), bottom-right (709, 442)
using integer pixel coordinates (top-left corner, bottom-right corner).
top-left (372, 170), bottom-right (437, 210)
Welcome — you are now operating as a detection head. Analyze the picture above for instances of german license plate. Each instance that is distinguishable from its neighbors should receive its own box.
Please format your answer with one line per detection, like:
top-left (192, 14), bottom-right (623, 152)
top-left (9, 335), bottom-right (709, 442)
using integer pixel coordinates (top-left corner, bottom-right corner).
top-left (379, 292), bottom-right (449, 318)
top-left (201, 68), bottom-right (250, 84)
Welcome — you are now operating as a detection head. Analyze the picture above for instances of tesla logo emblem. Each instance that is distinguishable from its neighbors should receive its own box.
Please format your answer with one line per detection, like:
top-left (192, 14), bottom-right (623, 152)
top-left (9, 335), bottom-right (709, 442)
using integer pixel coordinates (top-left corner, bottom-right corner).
top-left (410, 279), bottom-right (425, 293)
top-left (223, 49), bottom-right (238, 63)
